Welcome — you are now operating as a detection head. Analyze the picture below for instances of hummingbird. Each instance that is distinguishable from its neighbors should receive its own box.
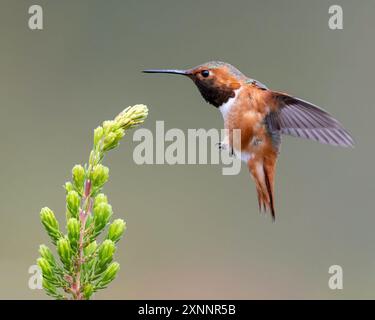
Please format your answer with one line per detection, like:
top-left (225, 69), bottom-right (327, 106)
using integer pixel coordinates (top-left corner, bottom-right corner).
top-left (143, 61), bottom-right (354, 219)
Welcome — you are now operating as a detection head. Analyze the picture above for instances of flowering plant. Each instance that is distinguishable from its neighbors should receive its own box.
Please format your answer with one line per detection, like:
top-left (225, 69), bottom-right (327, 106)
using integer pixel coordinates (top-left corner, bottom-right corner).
top-left (36, 105), bottom-right (148, 299)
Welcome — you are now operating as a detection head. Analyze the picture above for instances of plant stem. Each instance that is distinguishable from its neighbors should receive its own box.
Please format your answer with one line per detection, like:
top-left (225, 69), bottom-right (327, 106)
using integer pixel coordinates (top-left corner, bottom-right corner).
top-left (73, 179), bottom-right (92, 300)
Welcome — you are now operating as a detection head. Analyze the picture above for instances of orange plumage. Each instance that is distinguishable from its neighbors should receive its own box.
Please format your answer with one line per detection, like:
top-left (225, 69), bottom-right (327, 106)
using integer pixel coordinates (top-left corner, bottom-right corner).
top-left (224, 85), bottom-right (279, 218)
top-left (144, 61), bottom-right (354, 219)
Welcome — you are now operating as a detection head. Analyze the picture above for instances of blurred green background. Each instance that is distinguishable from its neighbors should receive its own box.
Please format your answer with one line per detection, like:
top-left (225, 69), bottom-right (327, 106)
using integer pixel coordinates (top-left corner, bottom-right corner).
top-left (0, 0), bottom-right (374, 299)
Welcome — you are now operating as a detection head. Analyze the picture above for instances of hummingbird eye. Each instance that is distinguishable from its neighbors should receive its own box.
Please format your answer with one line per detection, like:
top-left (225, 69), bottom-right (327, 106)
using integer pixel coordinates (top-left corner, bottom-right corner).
top-left (201, 70), bottom-right (210, 78)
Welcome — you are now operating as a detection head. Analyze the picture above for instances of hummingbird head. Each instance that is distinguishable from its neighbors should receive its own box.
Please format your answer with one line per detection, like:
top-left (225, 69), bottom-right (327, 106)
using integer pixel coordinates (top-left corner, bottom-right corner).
top-left (143, 61), bottom-right (246, 108)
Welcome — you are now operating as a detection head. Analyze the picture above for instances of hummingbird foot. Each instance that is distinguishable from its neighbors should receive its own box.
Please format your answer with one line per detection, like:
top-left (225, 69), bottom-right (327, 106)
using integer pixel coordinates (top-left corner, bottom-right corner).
top-left (216, 141), bottom-right (225, 150)
top-left (216, 142), bottom-right (235, 157)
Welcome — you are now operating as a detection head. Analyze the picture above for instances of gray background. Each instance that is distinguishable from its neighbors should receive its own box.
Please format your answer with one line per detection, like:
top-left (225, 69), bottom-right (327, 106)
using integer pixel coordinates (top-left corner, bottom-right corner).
top-left (0, 0), bottom-right (374, 299)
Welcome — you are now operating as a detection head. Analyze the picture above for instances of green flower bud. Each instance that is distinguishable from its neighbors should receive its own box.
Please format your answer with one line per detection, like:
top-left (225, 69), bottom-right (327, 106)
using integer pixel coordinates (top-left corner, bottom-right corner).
top-left (98, 262), bottom-right (120, 288)
top-left (40, 207), bottom-right (59, 229)
top-left (83, 283), bottom-right (94, 300)
top-left (115, 104), bottom-right (148, 130)
top-left (107, 219), bottom-right (126, 243)
top-left (90, 164), bottom-right (109, 189)
top-left (103, 132), bottom-right (118, 151)
top-left (72, 165), bottom-right (85, 192)
top-left (37, 257), bottom-right (53, 278)
top-left (94, 202), bottom-right (113, 234)
top-left (89, 150), bottom-right (98, 167)
top-left (115, 128), bottom-right (125, 140)
top-left (94, 193), bottom-right (108, 208)
top-left (102, 120), bottom-right (113, 130)
top-left (39, 245), bottom-right (56, 267)
top-left (66, 190), bottom-right (80, 219)
top-left (97, 240), bottom-right (115, 269)
top-left (67, 218), bottom-right (80, 250)
top-left (93, 126), bottom-right (104, 146)
top-left (84, 240), bottom-right (97, 257)
top-left (57, 238), bottom-right (72, 269)
top-left (40, 207), bottom-right (62, 244)
top-left (64, 181), bottom-right (74, 193)
top-left (102, 120), bottom-right (117, 133)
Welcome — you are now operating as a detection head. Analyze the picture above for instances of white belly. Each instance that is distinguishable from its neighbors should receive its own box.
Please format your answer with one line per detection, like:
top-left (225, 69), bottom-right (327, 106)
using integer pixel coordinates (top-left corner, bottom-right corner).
top-left (219, 88), bottom-right (241, 120)
top-left (234, 149), bottom-right (253, 163)
top-left (219, 88), bottom-right (253, 163)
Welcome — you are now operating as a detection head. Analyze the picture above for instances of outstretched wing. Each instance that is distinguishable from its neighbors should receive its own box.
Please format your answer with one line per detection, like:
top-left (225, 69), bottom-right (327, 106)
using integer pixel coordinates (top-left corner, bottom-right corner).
top-left (266, 93), bottom-right (354, 147)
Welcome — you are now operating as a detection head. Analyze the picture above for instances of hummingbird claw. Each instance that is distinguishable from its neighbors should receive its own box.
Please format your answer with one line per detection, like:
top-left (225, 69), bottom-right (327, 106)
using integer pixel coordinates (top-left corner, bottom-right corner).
top-left (216, 142), bottom-right (224, 150)
top-left (217, 142), bottom-right (236, 157)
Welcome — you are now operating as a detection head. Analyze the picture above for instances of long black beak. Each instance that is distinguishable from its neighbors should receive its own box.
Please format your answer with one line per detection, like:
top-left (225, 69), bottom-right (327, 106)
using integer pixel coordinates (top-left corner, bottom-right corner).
top-left (142, 69), bottom-right (189, 75)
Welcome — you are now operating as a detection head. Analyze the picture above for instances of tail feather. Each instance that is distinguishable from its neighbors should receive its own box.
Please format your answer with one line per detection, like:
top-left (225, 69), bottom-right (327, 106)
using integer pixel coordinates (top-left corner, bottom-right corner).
top-left (248, 155), bottom-right (277, 220)
top-left (263, 164), bottom-right (275, 219)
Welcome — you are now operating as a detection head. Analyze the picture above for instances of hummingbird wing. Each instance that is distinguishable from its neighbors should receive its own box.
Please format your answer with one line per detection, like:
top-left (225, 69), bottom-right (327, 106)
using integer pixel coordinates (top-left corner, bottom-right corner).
top-left (266, 93), bottom-right (354, 147)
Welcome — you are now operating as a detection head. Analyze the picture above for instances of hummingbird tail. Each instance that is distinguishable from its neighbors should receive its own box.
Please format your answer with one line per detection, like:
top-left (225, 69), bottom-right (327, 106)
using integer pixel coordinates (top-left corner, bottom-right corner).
top-left (248, 155), bottom-right (277, 220)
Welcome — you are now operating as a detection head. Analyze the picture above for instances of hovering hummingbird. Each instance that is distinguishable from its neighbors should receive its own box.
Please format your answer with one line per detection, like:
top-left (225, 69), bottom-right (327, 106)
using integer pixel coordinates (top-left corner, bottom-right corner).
top-left (143, 61), bottom-right (354, 219)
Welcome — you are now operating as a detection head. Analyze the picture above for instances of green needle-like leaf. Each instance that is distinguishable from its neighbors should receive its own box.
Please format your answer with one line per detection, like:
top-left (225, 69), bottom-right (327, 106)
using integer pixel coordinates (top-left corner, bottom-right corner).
top-left (35, 104), bottom-right (148, 299)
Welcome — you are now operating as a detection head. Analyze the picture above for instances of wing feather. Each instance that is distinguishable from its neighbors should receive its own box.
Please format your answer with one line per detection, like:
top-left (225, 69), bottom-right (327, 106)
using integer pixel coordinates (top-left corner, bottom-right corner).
top-left (267, 94), bottom-right (354, 147)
